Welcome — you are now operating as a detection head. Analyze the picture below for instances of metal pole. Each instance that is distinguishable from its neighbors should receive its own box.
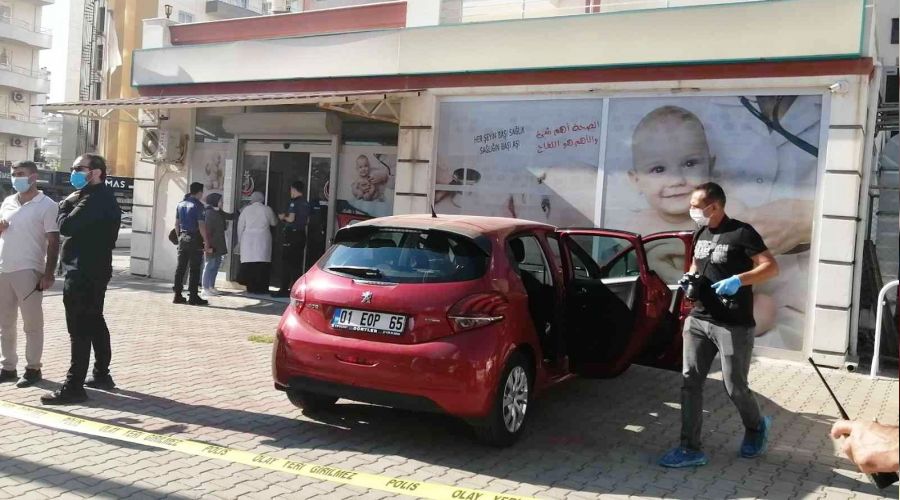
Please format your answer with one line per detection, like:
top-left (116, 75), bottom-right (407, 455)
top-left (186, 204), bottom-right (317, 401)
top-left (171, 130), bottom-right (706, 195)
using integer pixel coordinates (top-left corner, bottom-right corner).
top-left (871, 279), bottom-right (899, 378)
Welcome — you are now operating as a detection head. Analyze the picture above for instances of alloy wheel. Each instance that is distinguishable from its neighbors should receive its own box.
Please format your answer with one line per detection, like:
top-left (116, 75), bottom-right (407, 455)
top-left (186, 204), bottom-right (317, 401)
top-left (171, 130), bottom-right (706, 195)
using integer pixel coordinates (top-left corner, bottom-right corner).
top-left (501, 366), bottom-right (529, 433)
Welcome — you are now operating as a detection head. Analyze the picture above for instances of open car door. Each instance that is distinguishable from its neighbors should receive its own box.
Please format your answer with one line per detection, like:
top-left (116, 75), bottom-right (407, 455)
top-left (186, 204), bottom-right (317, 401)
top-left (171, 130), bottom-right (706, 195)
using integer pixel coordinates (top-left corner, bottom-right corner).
top-left (555, 229), bottom-right (673, 378)
top-left (637, 230), bottom-right (695, 370)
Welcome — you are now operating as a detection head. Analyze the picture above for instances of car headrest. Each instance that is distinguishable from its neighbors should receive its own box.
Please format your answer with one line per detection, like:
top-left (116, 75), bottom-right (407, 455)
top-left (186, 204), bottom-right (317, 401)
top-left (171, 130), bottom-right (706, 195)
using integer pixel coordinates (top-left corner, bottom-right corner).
top-left (369, 238), bottom-right (396, 248)
top-left (509, 238), bottom-right (525, 263)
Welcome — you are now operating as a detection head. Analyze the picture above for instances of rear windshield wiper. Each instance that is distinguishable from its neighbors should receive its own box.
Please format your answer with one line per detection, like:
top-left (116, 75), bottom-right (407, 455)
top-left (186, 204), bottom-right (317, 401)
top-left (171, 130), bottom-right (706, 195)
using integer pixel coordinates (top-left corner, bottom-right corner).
top-left (326, 266), bottom-right (384, 279)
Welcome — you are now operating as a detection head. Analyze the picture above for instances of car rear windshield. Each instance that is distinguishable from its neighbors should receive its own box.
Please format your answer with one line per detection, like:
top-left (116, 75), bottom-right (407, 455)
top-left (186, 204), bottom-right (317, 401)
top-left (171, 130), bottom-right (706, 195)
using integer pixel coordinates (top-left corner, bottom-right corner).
top-left (323, 228), bottom-right (489, 283)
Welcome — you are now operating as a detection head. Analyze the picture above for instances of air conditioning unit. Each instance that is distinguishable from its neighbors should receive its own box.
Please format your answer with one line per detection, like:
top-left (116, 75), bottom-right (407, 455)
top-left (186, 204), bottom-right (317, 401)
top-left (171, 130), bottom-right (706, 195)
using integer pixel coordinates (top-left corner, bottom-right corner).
top-left (11, 92), bottom-right (25, 103)
top-left (9, 137), bottom-right (24, 148)
top-left (157, 128), bottom-right (187, 164)
top-left (140, 128), bottom-right (159, 161)
top-left (141, 128), bottom-right (186, 164)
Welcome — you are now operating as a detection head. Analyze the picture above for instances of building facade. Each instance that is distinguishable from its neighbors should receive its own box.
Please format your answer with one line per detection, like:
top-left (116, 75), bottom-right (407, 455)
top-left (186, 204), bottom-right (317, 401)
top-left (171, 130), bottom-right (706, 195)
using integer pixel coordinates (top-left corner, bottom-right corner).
top-left (44, 0), bottom-right (896, 368)
top-left (52, 0), bottom-right (268, 178)
top-left (0, 0), bottom-right (50, 174)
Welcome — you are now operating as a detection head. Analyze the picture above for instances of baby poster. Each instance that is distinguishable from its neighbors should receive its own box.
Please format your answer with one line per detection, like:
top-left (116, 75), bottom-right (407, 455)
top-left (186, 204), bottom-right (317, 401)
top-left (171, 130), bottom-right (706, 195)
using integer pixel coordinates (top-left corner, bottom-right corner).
top-left (189, 142), bottom-right (232, 204)
top-left (603, 95), bottom-right (822, 351)
top-left (336, 146), bottom-right (397, 218)
top-left (435, 94), bottom-right (823, 352)
top-left (435, 98), bottom-right (604, 228)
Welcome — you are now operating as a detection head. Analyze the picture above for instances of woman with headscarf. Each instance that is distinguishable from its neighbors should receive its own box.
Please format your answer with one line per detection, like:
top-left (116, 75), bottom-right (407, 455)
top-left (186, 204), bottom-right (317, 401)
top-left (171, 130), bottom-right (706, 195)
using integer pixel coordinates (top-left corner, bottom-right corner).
top-left (201, 192), bottom-right (236, 296)
top-left (237, 191), bottom-right (277, 294)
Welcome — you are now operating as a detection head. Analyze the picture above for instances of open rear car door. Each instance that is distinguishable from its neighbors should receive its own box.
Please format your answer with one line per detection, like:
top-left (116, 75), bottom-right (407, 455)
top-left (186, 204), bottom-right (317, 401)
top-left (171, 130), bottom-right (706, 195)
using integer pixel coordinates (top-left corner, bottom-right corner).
top-left (555, 229), bottom-right (675, 378)
top-left (637, 230), bottom-right (696, 370)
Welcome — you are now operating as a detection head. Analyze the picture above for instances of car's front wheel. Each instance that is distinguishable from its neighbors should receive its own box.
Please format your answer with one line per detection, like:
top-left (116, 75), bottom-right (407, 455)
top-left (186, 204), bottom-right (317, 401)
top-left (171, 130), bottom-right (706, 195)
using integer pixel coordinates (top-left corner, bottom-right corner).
top-left (473, 351), bottom-right (531, 447)
top-left (286, 390), bottom-right (338, 412)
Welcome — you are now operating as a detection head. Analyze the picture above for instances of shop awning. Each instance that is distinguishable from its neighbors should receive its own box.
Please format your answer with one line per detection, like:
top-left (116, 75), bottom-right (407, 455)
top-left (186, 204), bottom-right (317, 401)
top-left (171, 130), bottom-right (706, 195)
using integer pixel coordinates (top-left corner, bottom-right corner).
top-left (41, 89), bottom-right (424, 124)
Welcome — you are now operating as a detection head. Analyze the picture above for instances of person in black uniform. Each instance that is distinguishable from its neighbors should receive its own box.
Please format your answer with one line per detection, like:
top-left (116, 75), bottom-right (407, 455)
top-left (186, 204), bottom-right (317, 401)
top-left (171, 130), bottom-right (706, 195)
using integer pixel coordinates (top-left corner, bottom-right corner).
top-left (273, 181), bottom-right (309, 298)
top-left (41, 154), bottom-right (121, 405)
top-left (173, 182), bottom-right (210, 306)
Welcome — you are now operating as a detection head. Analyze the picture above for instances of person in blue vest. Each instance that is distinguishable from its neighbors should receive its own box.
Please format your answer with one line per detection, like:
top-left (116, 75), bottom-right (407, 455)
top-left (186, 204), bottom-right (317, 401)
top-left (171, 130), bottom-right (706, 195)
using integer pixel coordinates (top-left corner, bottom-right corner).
top-left (173, 182), bottom-right (211, 306)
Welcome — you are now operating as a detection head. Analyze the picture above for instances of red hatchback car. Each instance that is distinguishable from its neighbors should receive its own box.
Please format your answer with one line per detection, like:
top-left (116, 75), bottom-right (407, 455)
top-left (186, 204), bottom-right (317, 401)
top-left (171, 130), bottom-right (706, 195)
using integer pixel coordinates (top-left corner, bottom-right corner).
top-left (273, 214), bottom-right (694, 446)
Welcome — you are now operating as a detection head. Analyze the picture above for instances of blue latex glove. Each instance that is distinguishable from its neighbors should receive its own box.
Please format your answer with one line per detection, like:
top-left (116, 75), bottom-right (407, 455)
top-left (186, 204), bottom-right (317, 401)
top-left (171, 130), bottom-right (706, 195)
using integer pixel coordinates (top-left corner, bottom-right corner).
top-left (712, 275), bottom-right (742, 296)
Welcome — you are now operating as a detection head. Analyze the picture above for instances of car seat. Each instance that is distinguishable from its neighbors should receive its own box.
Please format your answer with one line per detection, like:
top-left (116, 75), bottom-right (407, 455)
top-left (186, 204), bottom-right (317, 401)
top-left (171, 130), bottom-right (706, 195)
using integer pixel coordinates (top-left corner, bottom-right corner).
top-left (509, 238), bottom-right (554, 357)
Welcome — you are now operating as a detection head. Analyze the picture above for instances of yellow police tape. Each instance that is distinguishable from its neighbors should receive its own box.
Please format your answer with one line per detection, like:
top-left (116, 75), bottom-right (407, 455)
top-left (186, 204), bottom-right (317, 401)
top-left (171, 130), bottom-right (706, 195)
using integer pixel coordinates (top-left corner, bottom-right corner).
top-left (0, 399), bottom-right (534, 500)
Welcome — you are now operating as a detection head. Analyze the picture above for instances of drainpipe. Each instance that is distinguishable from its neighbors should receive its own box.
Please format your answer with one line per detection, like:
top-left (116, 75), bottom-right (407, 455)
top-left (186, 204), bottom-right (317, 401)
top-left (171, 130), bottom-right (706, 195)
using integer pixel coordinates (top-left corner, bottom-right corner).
top-left (146, 162), bottom-right (164, 279)
top-left (848, 61), bottom-right (883, 359)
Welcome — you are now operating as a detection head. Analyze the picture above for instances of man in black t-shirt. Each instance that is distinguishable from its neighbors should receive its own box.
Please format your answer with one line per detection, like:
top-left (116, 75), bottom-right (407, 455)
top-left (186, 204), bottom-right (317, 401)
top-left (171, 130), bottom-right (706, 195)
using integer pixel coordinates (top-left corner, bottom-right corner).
top-left (660, 182), bottom-right (780, 468)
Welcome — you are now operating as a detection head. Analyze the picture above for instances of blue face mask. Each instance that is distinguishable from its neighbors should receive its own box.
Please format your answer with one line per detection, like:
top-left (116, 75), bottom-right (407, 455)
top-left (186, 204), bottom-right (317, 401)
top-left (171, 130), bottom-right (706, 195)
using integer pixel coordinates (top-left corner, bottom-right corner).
top-left (12, 176), bottom-right (32, 193)
top-left (70, 171), bottom-right (89, 190)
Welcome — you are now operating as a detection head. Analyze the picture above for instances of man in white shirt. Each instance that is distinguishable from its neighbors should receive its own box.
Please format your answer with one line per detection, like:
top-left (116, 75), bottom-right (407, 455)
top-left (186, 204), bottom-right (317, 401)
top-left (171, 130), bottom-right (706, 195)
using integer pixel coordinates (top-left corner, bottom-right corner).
top-left (0, 161), bottom-right (60, 388)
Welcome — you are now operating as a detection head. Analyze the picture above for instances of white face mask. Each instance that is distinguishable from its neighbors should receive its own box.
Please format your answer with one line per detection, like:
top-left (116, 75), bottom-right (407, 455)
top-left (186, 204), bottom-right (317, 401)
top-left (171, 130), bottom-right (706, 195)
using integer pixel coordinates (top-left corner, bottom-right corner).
top-left (689, 207), bottom-right (710, 227)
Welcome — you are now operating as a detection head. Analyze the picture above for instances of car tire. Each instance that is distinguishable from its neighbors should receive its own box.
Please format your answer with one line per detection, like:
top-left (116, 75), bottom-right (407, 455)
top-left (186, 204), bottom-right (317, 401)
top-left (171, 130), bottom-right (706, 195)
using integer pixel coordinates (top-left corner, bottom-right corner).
top-left (472, 351), bottom-right (532, 447)
top-left (286, 390), bottom-right (338, 412)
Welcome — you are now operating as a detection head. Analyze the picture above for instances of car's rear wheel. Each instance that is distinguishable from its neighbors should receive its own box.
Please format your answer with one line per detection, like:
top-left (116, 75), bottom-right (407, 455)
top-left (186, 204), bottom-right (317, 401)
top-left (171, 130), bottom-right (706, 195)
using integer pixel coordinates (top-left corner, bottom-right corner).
top-left (472, 351), bottom-right (531, 447)
top-left (286, 390), bottom-right (338, 412)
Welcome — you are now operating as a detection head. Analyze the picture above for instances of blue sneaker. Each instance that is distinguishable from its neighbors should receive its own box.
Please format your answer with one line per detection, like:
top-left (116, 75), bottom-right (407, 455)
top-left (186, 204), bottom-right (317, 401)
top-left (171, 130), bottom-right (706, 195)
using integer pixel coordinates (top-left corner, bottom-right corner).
top-left (740, 415), bottom-right (773, 458)
top-left (658, 447), bottom-right (709, 468)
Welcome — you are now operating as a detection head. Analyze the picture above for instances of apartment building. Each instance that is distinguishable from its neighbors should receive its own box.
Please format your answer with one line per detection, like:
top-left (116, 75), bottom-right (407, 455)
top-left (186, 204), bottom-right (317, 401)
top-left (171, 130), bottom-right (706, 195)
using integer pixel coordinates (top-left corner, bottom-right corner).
top-left (52, 0), bottom-right (268, 178)
top-left (0, 0), bottom-right (50, 172)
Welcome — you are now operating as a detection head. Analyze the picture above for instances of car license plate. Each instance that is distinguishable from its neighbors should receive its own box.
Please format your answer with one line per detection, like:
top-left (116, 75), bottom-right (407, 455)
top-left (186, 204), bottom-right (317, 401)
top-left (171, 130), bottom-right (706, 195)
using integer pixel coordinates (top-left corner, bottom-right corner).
top-left (331, 308), bottom-right (406, 336)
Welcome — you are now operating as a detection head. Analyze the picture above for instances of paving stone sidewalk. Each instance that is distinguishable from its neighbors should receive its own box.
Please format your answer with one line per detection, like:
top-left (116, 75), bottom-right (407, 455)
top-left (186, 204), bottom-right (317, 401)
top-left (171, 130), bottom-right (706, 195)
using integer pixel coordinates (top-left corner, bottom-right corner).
top-left (0, 252), bottom-right (896, 499)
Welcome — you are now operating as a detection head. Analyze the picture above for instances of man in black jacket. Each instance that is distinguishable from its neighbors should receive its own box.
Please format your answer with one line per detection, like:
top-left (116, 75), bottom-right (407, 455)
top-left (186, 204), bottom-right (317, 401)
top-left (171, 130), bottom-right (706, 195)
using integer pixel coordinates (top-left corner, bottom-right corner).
top-left (41, 154), bottom-right (121, 405)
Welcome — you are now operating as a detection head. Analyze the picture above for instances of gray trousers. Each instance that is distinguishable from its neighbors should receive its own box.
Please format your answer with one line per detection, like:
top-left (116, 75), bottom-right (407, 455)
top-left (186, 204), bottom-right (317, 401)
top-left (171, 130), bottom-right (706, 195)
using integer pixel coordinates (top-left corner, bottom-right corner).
top-left (681, 315), bottom-right (762, 451)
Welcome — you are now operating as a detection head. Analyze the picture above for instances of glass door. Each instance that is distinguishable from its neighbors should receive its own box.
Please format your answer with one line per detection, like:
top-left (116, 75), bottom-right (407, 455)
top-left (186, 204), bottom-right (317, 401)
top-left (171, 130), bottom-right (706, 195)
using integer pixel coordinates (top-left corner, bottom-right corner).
top-left (230, 142), bottom-right (333, 290)
top-left (240, 152), bottom-right (270, 208)
top-left (305, 155), bottom-right (331, 270)
top-left (229, 150), bottom-right (270, 279)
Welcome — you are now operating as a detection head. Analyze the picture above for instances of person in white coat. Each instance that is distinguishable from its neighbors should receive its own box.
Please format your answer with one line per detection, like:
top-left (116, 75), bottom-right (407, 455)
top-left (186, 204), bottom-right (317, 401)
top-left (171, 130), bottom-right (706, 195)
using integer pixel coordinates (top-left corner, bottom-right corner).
top-left (237, 191), bottom-right (277, 294)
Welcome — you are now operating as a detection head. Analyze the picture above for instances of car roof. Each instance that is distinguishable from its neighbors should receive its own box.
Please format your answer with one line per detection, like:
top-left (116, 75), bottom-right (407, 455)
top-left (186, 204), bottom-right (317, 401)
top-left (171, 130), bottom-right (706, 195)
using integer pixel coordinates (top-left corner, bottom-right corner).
top-left (345, 214), bottom-right (556, 240)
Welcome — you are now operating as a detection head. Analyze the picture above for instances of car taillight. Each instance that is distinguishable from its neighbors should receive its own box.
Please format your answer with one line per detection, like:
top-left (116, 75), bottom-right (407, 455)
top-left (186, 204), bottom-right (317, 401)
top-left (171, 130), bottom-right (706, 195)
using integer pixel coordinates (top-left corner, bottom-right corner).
top-left (447, 292), bottom-right (508, 333)
top-left (289, 278), bottom-right (307, 314)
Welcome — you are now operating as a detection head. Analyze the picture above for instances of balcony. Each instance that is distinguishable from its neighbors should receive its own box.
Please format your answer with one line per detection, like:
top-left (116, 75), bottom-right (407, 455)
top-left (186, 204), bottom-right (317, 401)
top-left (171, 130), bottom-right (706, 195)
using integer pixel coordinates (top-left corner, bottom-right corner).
top-left (205, 0), bottom-right (265, 19)
top-left (0, 16), bottom-right (52, 49)
top-left (0, 64), bottom-right (50, 94)
top-left (0, 112), bottom-right (46, 138)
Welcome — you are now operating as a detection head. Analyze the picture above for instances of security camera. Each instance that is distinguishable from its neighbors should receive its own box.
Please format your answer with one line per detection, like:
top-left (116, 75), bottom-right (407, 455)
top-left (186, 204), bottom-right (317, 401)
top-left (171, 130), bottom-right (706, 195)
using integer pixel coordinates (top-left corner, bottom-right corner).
top-left (829, 81), bottom-right (849, 94)
top-left (283, 142), bottom-right (291, 150)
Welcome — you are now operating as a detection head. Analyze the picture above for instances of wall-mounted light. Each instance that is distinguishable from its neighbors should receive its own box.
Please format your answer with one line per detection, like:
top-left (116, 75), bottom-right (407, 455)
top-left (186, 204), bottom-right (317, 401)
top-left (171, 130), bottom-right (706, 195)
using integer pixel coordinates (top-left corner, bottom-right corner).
top-left (164, 4), bottom-right (173, 19)
top-left (829, 80), bottom-right (849, 94)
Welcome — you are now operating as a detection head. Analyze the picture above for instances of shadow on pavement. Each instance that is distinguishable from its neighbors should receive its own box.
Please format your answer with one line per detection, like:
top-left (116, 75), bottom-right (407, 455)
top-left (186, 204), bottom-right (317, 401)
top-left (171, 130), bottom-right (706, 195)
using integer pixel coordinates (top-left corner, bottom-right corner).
top-left (0, 453), bottom-right (192, 498)
top-left (73, 362), bottom-right (898, 499)
top-left (101, 274), bottom-right (286, 317)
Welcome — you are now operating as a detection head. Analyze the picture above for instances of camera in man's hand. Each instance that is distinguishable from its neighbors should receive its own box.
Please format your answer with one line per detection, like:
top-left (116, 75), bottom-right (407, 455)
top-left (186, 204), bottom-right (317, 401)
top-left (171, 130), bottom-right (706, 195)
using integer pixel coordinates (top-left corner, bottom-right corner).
top-left (679, 273), bottom-right (739, 311)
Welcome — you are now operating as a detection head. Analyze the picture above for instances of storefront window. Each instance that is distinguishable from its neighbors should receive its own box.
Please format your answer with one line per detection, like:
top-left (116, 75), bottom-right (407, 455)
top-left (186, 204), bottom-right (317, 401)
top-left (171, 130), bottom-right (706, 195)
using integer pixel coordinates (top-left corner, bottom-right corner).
top-left (436, 94), bottom-right (824, 352)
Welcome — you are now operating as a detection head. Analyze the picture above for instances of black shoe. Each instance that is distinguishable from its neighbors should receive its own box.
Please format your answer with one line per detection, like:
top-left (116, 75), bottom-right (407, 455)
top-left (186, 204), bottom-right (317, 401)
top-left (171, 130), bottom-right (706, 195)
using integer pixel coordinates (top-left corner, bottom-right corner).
top-left (85, 374), bottom-right (116, 390)
top-left (187, 295), bottom-right (208, 306)
top-left (173, 294), bottom-right (187, 304)
top-left (0, 369), bottom-right (17, 383)
top-left (40, 385), bottom-right (88, 405)
top-left (15, 369), bottom-right (41, 388)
